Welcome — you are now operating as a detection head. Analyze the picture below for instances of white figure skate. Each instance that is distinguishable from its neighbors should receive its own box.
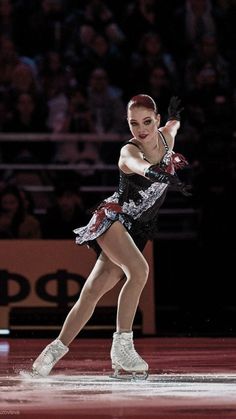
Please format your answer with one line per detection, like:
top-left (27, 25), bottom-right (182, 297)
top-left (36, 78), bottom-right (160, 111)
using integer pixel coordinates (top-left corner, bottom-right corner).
top-left (110, 331), bottom-right (148, 380)
top-left (31, 338), bottom-right (69, 377)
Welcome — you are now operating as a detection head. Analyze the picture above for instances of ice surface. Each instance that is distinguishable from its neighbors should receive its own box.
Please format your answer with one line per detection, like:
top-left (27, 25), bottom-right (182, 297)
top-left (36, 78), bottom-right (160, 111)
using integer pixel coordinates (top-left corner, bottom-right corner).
top-left (1, 372), bottom-right (236, 408)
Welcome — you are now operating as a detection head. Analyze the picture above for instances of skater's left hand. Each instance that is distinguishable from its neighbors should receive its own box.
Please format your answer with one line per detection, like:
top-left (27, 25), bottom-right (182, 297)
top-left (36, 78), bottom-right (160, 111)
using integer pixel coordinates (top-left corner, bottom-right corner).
top-left (167, 96), bottom-right (184, 121)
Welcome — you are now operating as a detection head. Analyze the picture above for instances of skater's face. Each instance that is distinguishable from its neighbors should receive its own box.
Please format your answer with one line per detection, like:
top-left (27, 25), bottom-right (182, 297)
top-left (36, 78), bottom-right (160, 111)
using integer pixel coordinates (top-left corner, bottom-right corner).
top-left (127, 106), bottom-right (160, 143)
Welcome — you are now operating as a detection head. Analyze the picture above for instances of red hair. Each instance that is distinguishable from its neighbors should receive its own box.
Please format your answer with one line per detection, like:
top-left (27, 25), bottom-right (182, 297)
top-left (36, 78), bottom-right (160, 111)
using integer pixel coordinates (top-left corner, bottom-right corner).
top-left (127, 94), bottom-right (158, 113)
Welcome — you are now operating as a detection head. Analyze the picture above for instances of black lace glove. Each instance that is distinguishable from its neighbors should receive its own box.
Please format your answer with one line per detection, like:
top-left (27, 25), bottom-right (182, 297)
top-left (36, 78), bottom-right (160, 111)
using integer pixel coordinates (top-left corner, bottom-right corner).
top-left (144, 164), bottom-right (192, 196)
top-left (167, 96), bottom-right (184, 121)
top-left (144, 164), bottom-right (179, 185)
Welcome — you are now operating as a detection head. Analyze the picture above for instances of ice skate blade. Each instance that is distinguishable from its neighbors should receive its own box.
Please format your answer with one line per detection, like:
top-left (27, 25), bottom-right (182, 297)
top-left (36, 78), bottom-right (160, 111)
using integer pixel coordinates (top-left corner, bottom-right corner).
top-left (110, 370), bottom-right (149, 381)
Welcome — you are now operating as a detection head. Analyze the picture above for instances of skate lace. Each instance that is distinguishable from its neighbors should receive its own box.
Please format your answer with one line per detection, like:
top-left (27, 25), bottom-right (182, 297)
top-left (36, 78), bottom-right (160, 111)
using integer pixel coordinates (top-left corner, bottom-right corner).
top-left (41, 343), bottom-right (63, 365)
top-left (122, 341), bottom-right (143, 364)
top-left (41, 347), bottom-right (56, 365)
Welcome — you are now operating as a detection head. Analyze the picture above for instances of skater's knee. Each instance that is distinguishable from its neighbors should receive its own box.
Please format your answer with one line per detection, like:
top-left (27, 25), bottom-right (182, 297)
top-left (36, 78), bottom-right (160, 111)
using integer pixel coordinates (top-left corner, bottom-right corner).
top-left (82, 268), bottom-right (123, 302)
top-left (126, 259), bottom-right (149, 287)
top-left (136, 261), bottom-right (149, 286)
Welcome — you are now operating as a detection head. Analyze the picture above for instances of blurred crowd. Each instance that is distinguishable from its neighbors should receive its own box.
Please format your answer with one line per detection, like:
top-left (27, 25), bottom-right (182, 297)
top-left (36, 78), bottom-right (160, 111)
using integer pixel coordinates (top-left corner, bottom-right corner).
top-left (0, 0), bottom-right (235, 239)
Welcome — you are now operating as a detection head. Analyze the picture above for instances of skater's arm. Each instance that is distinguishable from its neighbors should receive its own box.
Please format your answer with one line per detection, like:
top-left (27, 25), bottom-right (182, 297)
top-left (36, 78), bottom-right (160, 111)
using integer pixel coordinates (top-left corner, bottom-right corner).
top-left (118, 143), bottom-right (151, 176)
top-left (159, 123), bottom-right (179, 151)
top-left (159, 96), bottom-right (183, 150)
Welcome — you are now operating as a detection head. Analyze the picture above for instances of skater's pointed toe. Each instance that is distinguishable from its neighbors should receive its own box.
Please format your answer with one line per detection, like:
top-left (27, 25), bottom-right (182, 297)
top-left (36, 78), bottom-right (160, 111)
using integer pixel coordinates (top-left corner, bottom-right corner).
top-left (32, 339), bottom-right (69, 377)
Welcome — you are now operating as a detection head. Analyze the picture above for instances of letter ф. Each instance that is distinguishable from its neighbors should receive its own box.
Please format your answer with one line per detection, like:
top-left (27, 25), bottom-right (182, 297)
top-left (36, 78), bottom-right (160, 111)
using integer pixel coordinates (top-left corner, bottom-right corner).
top-left (36, 270), bottom-right (86, 307)
top-left (0, 270), bottom-right (30, 305)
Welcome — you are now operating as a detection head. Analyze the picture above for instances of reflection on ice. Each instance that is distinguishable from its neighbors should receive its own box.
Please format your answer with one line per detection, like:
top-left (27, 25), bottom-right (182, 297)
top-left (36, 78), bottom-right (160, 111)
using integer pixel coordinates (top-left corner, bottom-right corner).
top-left (1, 372), bottom-right (236, 414)
top-left (1, 372), bottom-right (236, 391)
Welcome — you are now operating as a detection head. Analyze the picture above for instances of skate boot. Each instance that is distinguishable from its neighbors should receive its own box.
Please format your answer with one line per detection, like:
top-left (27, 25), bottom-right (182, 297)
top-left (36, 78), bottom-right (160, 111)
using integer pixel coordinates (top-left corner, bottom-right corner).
top-left (32, 338), bottom-right (69, 377)
top-left (110, 331), bottom-right (148, 380)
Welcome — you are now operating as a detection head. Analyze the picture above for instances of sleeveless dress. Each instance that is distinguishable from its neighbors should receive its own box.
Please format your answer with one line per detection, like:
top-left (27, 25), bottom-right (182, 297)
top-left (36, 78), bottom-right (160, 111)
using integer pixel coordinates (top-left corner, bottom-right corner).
top-left (73, 130), bottom-right (186, 255)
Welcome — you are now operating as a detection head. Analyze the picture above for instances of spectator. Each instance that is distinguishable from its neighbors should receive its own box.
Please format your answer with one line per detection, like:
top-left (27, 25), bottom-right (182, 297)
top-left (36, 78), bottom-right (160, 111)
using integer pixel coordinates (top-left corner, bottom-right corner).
top-left (19, 187), bottom-right (37, 216)
top-left (83, 33), bottom-right (125, 88)
top-left (185, 64), bottom-right (233, 127)
top-left (87, 67), bottom-right (126, 163)
top-left (64, 23), bottom-right (97, 86)
top-left (213, 0), bottom-right (236, 58)
top-left (27, 0), bottom-right (66, 55)
top-left (146, 65), bottom-right (175, 118)
top-left (0, 0), bottom-right (14, 38)
top-left (3, 92), bottom-right (50, 162)
top-left (53, 87), bottom-right (99, 166)
top-left (129, 32), bottom-right (179, 95)
top-left (40, 51), bottom-right (66, 89)
top-left (82, 0), bottom-right (114, 34)
top-left (64, 87), bottom-right (93, 134)
top-left (10, 62), bottom-right (40, 96)
top-left (184, 33), bottom-right (230, 92)
top-left (5, 92), bottom-right (46, 133)
top-left (87, 67), bottom-right (125, 134)
top-left (51, 86), bottom-right (102, 192)
top-left (0, 185), bottom-right (42, 238)
top-left (42, 184), bottom-right (88, 239)
top-left (45, 74), bottom-right (69, 133)
top-left (122, 0), bottom-right (168, 50)
top-left (172, 0), bottom-right (216, 61)
top-left (0, 36), bottom-right (19, 89)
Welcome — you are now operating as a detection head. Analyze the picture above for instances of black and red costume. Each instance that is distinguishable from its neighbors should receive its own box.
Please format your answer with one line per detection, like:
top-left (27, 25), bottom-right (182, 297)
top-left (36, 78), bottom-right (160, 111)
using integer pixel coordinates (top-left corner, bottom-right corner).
top-left (73, 130), bottom-right (188, 254)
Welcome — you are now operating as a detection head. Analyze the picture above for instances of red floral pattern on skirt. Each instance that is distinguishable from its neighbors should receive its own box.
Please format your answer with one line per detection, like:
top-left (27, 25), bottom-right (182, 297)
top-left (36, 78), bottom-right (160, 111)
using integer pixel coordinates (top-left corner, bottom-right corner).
top-left (90, 202), bottom-right (122, 232)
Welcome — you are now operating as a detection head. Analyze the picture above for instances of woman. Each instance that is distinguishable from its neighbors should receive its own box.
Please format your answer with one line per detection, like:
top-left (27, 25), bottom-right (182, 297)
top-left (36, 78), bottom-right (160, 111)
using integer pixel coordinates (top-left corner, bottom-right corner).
top-left (0, 185), bottom-right (41, 239)
top-left (32, 94), bottom-right (189, 379)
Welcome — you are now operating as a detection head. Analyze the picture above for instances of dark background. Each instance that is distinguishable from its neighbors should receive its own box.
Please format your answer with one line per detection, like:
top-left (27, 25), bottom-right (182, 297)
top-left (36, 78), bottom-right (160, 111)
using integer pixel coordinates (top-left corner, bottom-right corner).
top-left (0, 0), bottom-right (235, 336)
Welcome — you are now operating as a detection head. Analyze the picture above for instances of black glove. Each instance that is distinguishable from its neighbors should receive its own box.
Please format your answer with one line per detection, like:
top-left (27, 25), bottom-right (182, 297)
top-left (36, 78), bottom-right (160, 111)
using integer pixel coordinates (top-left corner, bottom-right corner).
top-left (144, 164), bottom-right (179, 185)
top-left (145, 164), bottom-right (192, 196)
top-left (167, 96), bottom-right (184, 121)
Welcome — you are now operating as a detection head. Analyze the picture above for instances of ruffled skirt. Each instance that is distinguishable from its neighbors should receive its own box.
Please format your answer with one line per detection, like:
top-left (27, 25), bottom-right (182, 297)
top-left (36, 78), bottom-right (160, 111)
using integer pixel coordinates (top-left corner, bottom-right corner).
top-left (73, 201), bottom-right (130, 246)
top-left (73, 201), bottom-right (157, 255)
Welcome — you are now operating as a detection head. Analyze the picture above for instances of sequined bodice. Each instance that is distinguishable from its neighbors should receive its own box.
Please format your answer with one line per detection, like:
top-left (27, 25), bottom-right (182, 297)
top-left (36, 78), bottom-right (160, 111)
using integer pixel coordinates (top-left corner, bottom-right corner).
top-left (74, 131), bottom-right (173, 248)
top-left (74, 129), bottom-right (189, 251)
top-left (104, 132), bottom-right (170, 224)
top-left (104, 130), bottom-right (170, 223)
top-left (117, 171), bottom-right (168, 223)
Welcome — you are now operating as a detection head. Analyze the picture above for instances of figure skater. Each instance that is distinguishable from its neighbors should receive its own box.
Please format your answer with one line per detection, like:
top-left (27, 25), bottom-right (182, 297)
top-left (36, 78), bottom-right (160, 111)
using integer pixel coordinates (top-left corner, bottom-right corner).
top-left (32, 94), bottom-right (190, 379)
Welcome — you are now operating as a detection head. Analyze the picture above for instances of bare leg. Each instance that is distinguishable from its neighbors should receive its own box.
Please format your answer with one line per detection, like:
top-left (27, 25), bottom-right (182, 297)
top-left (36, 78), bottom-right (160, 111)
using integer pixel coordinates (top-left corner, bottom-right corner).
top-left (58, 252), bottom-right (124, 346)
top-left (97, 221), bottom-right (149, 332)
top-left (32, 222), bottom-right (149, 377)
